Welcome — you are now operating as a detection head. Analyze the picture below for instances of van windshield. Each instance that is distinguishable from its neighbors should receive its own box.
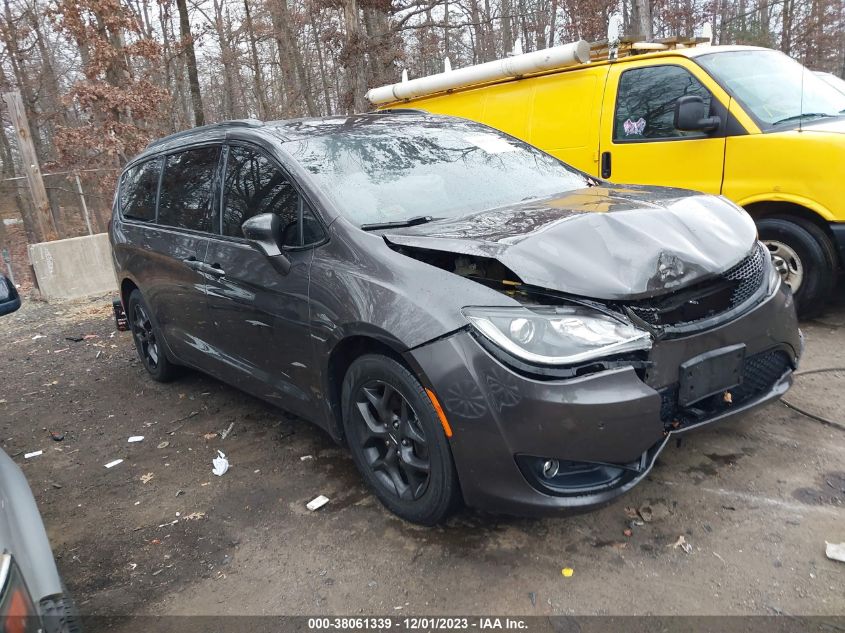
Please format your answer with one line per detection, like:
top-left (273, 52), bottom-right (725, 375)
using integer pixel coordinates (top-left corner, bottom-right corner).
top-left (697, 50), bottom-right (845, 128)
top-left (282, 117), bottom-right (589, 227)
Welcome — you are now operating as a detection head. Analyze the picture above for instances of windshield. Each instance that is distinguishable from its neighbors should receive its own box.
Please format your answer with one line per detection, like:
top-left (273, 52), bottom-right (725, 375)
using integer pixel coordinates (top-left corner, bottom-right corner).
top-left (697, 50), bottom-right (845, 128)
top-left (816, 72), bottom-right (845, 96)
top-left (282, 117), bottom-right (589, 226)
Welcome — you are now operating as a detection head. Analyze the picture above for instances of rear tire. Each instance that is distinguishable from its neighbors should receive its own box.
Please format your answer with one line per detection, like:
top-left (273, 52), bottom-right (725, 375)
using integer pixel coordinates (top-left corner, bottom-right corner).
top-left (127, 289), bottom-right (178, 383)
top-left (341, 354), bottom-right (461, 525)
top-left (756, 216), bottom-right (836, 319)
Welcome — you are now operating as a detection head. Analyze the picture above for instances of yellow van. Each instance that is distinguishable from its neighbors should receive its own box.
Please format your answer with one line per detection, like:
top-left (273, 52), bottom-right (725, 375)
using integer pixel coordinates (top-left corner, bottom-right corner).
top-left (373, 43), bottom-right (845, 317)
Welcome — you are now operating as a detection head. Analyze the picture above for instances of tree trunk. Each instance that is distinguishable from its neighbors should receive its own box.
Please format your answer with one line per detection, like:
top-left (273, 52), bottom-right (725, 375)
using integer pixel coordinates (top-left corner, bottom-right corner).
top-left (309, 5), bottom-right (334, 115)
top-left (547, 0), bottom-right (558, 48)
top-left (272, 0), bottom-right (318, 117)
top-left (212, 0), bottom-right (239, 119)
top-left (176, 0), bottom-right (205, 126)
top-left (342, 0), bottom-right (367, 112)
top-left (632, 0), bottom-right (653, 40)
top-left (1, 0), bottom-right (45, 160)
top-left (244, 0), bottom-right (270, 119)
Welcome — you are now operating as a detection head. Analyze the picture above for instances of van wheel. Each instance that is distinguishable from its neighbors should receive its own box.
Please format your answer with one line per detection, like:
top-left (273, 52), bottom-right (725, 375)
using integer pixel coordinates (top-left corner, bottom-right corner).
top-left (127, 289), bottom-right (178, 382)
top-left (757, 217), bottom-right (835, 319)
top-left (341, 354), bottom-right (461, 525)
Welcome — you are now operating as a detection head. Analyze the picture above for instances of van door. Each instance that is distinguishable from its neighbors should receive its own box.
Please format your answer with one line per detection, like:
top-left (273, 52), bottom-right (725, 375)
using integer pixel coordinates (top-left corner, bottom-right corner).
top-left (145, 145), bottom-right (221, 367)
top-left (599, 60), bottom-right (728, 193)
top-left (201, 143), bottom-right (321, 418)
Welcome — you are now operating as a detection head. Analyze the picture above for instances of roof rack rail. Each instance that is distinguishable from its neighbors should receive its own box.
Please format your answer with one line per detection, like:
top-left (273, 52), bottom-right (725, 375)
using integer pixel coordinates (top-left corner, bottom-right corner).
top-left (370, 108), bottom-right (428, 115)
top-left (146, 119), bottom-right (264, 150)
top-left (589, 34), bottom-right (711, 61)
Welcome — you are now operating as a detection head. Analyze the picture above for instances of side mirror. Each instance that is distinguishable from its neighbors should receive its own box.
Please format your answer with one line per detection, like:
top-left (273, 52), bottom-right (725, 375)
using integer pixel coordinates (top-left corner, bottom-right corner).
top-left (0, 275), bottom-right (21, 316)
top-left (241, 213), bottom-right (292, 275)
top-left (674, 95), bottom-right (721, 133)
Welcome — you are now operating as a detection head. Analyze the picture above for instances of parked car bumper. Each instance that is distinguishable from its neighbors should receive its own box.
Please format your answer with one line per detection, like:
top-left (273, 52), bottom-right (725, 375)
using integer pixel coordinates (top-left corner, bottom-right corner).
top-left (409, 283), bottom-right (801, 516)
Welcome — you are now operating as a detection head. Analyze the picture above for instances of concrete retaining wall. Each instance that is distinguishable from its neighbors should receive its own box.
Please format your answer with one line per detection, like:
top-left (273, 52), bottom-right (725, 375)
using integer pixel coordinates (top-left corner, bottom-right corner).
top-left (29, 233), bottom-right (117, 301)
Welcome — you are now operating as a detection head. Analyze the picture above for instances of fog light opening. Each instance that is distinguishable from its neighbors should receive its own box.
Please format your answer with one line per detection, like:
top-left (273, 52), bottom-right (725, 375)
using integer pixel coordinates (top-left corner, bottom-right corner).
top-left (542, 459), bottom-right (559, 479)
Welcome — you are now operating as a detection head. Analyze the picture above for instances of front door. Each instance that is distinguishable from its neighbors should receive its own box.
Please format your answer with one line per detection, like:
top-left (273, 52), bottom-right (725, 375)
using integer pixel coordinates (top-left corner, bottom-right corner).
top-left (201, 143), bottom-right (322, 418)
top-left (599, 59), bottom-right (728, 194)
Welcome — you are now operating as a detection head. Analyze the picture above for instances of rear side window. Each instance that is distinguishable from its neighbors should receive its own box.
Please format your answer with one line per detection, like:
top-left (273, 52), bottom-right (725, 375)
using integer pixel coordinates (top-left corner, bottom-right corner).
top-left (614, 65), bottom-right (712, 141)
top-left (120, 158), bottom-right (161, 221)
top-left (158, 146), bottom-right (221, 232)
top-left (223, 145), bottom-right (323, 247)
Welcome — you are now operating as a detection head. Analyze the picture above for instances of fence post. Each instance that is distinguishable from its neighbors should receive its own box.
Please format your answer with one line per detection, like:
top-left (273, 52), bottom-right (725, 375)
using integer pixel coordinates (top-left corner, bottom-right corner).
top-left (74, 172), bottom-right (94, 235)
top-left (1, 91), bottom-right (58, 243)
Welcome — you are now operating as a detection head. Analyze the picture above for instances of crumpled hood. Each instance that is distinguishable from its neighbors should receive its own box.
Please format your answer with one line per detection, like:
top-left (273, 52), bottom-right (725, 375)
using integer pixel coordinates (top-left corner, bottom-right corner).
top-left (383, 185), bottom-right (758, 300)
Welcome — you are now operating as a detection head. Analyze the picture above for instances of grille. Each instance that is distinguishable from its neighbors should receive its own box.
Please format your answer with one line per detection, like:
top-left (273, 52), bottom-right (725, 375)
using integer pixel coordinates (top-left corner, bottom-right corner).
top-left (659, 349), bottom-right (791, 430)
top-left (723, 242), bottom-right (766, 306)
top-left (626, 243), bottom-right (768, 327)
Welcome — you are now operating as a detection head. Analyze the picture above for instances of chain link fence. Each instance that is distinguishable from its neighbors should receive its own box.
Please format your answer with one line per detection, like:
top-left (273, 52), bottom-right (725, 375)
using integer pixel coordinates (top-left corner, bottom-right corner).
top-left (0, 168), bottom-right (119, 291)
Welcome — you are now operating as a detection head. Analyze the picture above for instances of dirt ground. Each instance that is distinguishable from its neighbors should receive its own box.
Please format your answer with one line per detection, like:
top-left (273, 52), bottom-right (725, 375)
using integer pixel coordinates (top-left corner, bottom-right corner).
top-left (1, 286), bottom-right (844, 621)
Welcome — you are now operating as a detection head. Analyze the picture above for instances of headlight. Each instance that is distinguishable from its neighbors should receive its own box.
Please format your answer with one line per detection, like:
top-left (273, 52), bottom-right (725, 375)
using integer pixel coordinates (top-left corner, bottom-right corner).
top-left (463, 306), bottom-right (652, 366)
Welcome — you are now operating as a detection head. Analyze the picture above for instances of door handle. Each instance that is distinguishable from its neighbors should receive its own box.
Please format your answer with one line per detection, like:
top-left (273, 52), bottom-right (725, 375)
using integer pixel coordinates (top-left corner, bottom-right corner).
top-left (182, 256), bottom-right (201, 270)
top-left (600, 151), bottom-right (612, 179)
top-left (202, 263), bottom-right (226, 278)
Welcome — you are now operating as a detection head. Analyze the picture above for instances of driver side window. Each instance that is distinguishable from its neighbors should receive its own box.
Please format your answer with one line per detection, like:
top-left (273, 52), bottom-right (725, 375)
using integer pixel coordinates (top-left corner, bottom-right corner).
top-left (614, 65), bottom-right (712, 141)
top-left (222, 145), bottom-right (300, 245)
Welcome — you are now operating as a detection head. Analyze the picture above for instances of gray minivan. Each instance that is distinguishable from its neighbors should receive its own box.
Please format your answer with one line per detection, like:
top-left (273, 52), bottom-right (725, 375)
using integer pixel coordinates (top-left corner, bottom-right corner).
top-left (111, 112), bottom-right (801, 524)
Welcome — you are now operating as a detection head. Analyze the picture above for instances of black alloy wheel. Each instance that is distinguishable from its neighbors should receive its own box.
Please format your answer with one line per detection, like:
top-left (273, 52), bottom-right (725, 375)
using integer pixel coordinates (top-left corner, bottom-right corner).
top-left (132, 302), bottom-right (160, 370)
top-left (128, 289), bottom-right (178, 382)
top-left (355, 380), bottom-right (431, 500)
top-left (342, 354), bottom-right (461, 525)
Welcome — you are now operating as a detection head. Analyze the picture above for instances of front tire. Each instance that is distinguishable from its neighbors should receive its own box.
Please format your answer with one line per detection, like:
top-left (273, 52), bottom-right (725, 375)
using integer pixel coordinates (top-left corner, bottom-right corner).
top-left (757, 216), bottom-right (836, 319)
top-left (127, 289), bottom-right (178, 382)
top-left (341, 354), bottom-right (461, 525)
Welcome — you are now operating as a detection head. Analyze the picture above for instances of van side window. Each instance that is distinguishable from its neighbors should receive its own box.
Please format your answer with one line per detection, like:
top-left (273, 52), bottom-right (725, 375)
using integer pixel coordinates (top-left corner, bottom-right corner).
top-left (120, 158), bottom-right (161, 222)
top-left (222, 145), bottom-right (300, 245)
top-left (158, 146), bottom-right (221, 232)
top-left (614, 66), bottom-right (712, 141)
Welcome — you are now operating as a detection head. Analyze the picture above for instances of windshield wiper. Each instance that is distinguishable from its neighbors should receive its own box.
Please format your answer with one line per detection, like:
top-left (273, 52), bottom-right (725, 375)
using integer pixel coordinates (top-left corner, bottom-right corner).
top-left (360, 215), bottom-right (435, 231)
top-left (771, 112), bottom-right (835, 126)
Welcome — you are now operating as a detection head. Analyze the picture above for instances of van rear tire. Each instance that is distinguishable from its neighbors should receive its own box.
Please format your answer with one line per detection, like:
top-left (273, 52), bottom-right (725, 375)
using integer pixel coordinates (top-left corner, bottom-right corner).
top-left (757, 217), bottom-right (835, 319)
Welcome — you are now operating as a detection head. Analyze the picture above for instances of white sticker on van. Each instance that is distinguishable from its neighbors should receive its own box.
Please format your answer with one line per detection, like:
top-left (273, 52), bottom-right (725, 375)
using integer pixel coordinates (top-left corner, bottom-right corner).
top-left (464, 133), bottom-right (518, 154)
top-left (623, 118), bottom-right (646, 136)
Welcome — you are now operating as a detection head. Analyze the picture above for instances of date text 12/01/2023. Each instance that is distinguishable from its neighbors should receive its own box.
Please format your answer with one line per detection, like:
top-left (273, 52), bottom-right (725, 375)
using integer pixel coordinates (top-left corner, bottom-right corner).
top-left (307, 617), bottom-right (529, 630)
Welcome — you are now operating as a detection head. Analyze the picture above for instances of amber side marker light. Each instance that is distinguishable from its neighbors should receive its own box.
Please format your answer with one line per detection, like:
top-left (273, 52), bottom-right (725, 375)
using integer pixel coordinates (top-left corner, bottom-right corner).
top-left (425, 388), bottom-right (453, 438)
top-left (0, 554), bottom-right (40, 633)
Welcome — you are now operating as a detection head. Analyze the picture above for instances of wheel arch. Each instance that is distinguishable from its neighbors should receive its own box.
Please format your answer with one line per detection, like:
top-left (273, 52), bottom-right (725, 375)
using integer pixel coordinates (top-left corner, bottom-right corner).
top-left (120, 277), bottom-right (139, 309)
top-left (324, 332), bottom-right (423, 442)
top-left (744, 200), bottom-right (841, 267)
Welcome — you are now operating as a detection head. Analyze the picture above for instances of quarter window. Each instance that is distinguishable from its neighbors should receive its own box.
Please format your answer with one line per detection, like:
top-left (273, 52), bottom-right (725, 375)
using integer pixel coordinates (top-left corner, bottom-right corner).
top-left (223, 145), bottom-right (321, 247)
top-left (158, 146), bottom-right (221, 232)
top-left (120, 158), bottom-right (161, 222)
top-left (614, 66), bottom-right (713, 141)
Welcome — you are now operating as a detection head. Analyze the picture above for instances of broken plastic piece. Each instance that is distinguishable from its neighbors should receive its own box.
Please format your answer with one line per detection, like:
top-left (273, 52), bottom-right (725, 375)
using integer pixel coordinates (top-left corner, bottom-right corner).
top-left (672, 535), bottom-right (692, 553)
top-left (561, 567), bottom-right (574, 578)
top-left (104, 459), bottom-right (123, 469)
top-left (219, 422), bottom-right (234, 440)
top-left (128, 436), bottom-right (144, 443)
top-left (212, 450), bottom-right (229, 476)
top-left (306, 495), bottom-right (330, 511)
top-left (826, 542), bottom-right (845, 563)
top-left (24, 450), bottom-right (43, 459)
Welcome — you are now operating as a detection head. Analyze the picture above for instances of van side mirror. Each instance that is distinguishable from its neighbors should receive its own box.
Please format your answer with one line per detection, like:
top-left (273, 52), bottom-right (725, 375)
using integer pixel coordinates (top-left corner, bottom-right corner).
top-left (241, 213), bottom-right (292, 275)
top-left (674, 95), bottom-right (721, 133)
top-left (0, 275), bottom-right (21, 316)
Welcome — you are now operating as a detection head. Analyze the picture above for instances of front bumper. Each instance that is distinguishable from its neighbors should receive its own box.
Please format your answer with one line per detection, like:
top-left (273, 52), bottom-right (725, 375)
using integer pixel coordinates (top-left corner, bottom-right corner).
top-left (408, 283), bottom-right (801, 516)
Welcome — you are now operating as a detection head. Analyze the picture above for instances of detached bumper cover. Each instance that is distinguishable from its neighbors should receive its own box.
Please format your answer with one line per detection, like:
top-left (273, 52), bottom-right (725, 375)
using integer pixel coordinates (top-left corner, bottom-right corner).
top-left (409, 283), bottom-right (800, 516)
